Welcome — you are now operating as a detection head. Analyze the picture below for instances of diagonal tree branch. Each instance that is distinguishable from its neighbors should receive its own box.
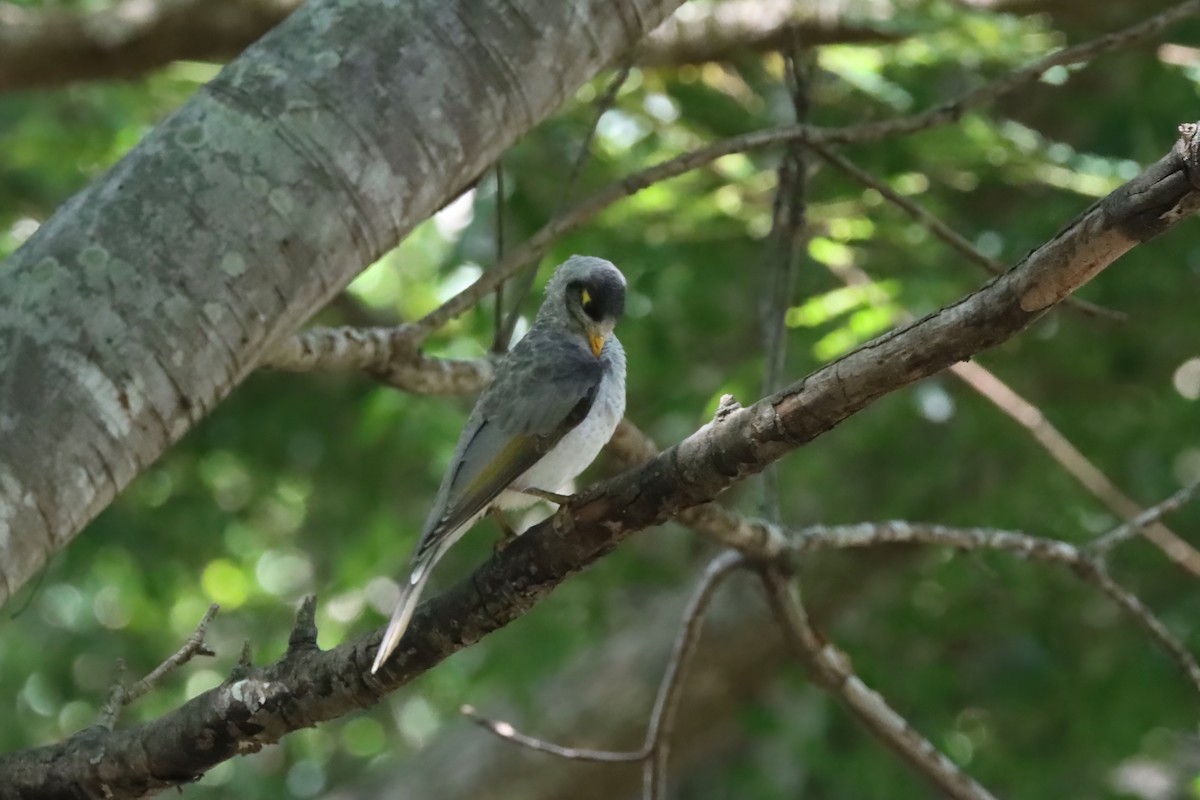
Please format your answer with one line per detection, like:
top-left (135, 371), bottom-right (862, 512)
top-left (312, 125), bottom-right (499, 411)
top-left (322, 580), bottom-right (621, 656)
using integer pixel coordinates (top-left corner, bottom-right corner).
top-left (1, 123), bottom-right (1195, 798)
top-left (95, 604), bottom-right (219, 730)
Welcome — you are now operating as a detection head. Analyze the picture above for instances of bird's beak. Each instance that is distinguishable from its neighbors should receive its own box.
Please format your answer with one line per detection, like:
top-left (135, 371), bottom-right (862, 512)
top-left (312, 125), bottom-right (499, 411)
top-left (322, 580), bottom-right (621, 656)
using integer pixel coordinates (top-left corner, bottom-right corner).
top-left (588, 331), bottom-right (606, 358)
top-left (586, 319), bottom-right (614, 358)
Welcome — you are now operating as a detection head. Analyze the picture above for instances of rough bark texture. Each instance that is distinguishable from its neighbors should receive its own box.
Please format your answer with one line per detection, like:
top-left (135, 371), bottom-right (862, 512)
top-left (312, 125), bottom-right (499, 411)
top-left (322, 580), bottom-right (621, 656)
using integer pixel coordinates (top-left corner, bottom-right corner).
top-left (0, 0), bottom-right (684, 609)
top-left (1, 129), bottom-right (1195, 799)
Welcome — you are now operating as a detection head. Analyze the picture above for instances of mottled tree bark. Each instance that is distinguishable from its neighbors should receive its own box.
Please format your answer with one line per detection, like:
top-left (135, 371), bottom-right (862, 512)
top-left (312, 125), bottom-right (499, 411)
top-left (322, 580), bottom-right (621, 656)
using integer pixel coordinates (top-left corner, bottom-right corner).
top-left (0, 0), bottom-right (685, 608)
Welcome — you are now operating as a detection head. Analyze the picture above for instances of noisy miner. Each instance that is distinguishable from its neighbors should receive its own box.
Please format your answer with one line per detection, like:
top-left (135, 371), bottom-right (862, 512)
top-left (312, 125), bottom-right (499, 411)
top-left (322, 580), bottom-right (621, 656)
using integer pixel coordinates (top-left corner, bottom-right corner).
top-left (371, 255), bottom-right (628, 673)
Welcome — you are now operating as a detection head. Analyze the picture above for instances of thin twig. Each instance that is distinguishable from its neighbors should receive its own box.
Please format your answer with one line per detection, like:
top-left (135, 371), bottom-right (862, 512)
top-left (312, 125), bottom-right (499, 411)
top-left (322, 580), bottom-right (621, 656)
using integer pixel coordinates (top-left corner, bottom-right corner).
top-left (460, 551), bottom-right (745, 799)
top-left (408, 0), bottom-right (1200, 339)
top-left (461, 705), bottom-right (647, 762)
top-left (759, 42), bottom-right (812, 521)
top-left (96, 660), bottom-right (128, 731)
top-left (564, 61), bottom-right (635, 203)
top-left (492, 164), bottom-right (506, 354)
top-left (808, 141), bottom-right (1125, 320)
top-left (286, 595), bottom-right (319, 656)
top-left (1090, 479), bottom-right (1200, 553)
top-left (96, 604), bottom-right (219, 729)
top-left (642, 550), bottom-right (744, 798)
top-left (1077, 560), bottom-right (1200, 690)
top-left (759, 567), bottom-right (999, 800)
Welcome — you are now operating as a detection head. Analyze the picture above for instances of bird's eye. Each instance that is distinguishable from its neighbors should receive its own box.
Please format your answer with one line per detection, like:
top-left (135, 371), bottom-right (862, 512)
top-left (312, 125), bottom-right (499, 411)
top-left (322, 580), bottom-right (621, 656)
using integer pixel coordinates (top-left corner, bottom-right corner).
top-left (580, 287), bottom-right (603, 321)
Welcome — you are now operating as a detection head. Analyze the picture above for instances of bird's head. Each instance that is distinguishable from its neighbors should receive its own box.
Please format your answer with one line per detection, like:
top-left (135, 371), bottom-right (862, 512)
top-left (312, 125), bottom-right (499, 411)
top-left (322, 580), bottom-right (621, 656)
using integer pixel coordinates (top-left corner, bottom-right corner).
top-left (543, 255), bottom-right (627, 357)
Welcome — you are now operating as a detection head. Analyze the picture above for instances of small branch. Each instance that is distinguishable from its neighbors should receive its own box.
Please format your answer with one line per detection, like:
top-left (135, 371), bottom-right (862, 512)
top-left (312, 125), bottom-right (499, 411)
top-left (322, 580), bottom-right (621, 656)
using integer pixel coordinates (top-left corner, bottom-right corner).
top-left (286, 595), bottom-right (319, 655)
top-left (759, 567), bottom-right (999, 800)
top-left (460, 551), bottom-right (745, 799)
top-left (640, 0), bottom-right (909, 67)
top-left (96, 604), bottom-right (219, 729)
top-left (790, 520), bottom-right (1082, 559)
top-left (1090, 480), bottom-right (1200, 553)
top-left (96, 661), bottom-right (129, 731)
top-left (228, 639), bottom-right (255, 682)
top-left (642, 551), bottom-right (744, 798)
top-left (758, 42), bottom-right (812, 520)
top-left (492, 165), bottom-right (507, 354)
top-left (461, 705), bottom-right (647, 763)
top-left (260, 326), bottom-right (495, 396)
top-left (564, 62), bottom-right (635, 204)
top-left (370, 352), bottom-right (494, 396)
top-left (264, 324), bottom-right (420, 372)
top-left (1074, 559), bottom-right (1200, 691)
top-left (808, 141), bottom-right (1125, 321)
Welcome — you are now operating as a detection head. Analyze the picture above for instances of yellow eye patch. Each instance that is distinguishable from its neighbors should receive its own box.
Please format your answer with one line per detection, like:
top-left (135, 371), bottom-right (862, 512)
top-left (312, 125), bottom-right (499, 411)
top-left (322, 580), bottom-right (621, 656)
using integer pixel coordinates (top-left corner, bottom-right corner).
top-left (581, 288), bottom-right (592, 306)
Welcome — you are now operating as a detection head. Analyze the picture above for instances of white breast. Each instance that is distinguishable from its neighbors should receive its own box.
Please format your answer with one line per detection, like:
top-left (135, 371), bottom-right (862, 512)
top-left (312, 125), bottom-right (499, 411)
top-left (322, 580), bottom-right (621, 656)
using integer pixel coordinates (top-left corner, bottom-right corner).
top-left (509, 345), bottom-right (626, 496)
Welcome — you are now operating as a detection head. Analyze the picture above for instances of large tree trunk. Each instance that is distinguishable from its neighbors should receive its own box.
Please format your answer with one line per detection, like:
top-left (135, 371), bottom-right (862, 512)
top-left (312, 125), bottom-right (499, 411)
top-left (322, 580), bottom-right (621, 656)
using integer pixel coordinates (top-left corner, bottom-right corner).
top-left (0, 0), bottom-right (685, 608)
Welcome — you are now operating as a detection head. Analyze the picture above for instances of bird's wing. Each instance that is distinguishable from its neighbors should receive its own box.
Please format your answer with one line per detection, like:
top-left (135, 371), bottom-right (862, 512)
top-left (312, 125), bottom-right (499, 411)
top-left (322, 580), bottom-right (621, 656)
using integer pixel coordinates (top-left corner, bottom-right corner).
top-left (371, 336), bottom-right (606, 674)
top-left (413, 337), bottom-right (605, 564)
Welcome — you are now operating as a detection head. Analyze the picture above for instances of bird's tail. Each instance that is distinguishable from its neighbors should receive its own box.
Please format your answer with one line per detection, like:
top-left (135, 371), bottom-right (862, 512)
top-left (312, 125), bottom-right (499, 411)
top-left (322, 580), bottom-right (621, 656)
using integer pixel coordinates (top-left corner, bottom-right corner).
top-left (370, 558), bottom-right (434, 674)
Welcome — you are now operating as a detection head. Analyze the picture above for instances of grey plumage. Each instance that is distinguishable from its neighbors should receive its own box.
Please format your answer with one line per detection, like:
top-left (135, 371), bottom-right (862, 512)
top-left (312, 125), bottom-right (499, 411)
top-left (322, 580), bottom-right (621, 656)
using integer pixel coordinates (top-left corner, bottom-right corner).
top-left (371, 256), bottom-right (628, 673)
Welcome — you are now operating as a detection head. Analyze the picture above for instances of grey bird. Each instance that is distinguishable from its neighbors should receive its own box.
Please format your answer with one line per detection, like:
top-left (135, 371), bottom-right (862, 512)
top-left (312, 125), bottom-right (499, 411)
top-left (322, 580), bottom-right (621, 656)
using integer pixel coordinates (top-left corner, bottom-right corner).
top-left (371, 255), bottom-right (628, 673)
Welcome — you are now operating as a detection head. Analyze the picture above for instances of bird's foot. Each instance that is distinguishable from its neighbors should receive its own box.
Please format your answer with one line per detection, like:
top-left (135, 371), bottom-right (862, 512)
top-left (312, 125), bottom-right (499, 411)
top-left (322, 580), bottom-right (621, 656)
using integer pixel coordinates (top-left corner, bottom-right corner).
top-left (489, 507), bottom-right (518, 554)
top-left (519, 487), bottom-right (574, 506)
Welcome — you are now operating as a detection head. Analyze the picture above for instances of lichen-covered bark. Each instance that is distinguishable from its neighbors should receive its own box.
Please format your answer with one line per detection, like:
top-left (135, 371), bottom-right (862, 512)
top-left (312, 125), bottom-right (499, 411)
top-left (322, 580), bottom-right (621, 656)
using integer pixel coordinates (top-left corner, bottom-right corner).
top-left (0, 0), bottom-right (685, 608)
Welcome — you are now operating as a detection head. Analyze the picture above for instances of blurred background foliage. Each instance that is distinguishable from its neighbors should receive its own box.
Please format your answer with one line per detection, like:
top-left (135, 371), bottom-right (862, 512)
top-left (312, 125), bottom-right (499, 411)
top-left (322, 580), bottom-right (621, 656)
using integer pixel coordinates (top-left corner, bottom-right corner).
top-left (2, 0), bottom-right (1200, 797)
